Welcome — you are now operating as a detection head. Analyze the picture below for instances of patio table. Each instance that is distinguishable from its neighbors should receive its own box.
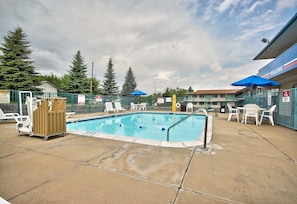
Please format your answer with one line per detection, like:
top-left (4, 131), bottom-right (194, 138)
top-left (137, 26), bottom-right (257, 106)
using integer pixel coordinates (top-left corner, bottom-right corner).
top-left (136, 104), bottom-right (145, 111)
top-left (237, 106), bottom-right (266, 124)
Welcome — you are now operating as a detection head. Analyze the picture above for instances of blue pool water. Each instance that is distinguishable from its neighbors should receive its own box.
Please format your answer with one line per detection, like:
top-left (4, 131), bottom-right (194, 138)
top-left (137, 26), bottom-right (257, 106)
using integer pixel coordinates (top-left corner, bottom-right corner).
top-left (67, 113), bottom-right (206, 142)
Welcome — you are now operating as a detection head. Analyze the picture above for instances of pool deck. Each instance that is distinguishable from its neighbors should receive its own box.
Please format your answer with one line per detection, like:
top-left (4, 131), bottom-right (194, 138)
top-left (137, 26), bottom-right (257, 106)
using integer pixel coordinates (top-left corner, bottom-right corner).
top-left (1, 112), bottom-right (297, 203)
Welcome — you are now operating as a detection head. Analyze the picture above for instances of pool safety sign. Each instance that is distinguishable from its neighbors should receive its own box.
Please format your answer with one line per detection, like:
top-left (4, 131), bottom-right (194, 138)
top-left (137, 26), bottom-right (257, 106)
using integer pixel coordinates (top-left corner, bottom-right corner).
top-left (0, 90), bottom-right (10, 103)
top-left (78, 94), bottom-right (86, 105)
top-left (96, 95), bottom-right (102, 102)
top-left (157, 98), bottom-right (164, 104)
top-left (282, 90), bottom-right (290, 102)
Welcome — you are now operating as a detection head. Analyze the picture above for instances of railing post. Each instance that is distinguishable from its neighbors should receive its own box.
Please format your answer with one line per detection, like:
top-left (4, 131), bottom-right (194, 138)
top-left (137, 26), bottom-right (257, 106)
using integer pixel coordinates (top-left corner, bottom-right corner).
top-left (201, 115), bottom-right (208, 151)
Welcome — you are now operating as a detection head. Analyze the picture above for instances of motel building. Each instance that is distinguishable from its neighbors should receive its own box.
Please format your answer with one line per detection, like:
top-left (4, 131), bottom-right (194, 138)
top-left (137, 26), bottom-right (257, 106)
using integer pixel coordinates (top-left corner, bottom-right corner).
top-left (253, 12), bottom-right (297, 130)
top-left (185, 89), bottom-right (238, 111)
top-left (185, 13), bottom-right (297, 130)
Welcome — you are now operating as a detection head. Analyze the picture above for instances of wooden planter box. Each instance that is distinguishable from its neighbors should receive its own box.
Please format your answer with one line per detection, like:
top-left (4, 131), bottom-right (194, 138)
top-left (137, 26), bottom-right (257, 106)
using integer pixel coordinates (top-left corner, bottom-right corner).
top-left (33, 98), bottom-right (66, 140)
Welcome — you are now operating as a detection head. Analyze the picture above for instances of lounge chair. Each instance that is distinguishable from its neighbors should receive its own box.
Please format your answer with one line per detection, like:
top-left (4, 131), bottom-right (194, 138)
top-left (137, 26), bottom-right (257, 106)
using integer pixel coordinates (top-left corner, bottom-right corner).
top-left (186, 103), bottom-right (193, 112)
top-left (104, 102), bottom-right (116, 114)
top-left (114, 102), bottom-right (126, 112)
top-left (66, 112), bottom-right (76, 119)
top-left (243, 104), bottom-right (260, 125)
top-left (0, 108), bottom-right (19, 121)
top-left (259, 105), bottom-right (277, 126)
top-left (227, 102), bottom-right (239, 122)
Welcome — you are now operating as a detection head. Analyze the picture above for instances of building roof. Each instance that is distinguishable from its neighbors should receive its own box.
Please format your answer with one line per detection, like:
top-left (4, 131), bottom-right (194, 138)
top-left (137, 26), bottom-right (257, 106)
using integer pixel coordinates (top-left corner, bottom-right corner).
top-left (35, 81), bottom-right (59, 90)
top-left (253, 12), bottom-right (297, 60)
top-left (187, 89), bottom-right (239, 95)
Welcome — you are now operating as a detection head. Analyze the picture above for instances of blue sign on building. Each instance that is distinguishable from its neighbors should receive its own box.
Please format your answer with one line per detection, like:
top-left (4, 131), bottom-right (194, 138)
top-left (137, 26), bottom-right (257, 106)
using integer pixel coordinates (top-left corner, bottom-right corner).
top-left (258, 43), bottom-right (297, 79)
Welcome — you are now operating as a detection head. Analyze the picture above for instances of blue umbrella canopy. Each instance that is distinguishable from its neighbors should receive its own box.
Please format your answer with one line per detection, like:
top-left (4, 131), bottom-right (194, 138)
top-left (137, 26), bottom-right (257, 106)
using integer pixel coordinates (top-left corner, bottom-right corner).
top-left (231, 75), bottom-right (280, 87)
top-left (231, 75), bottom-right (280, 103)
top-left (131, 90), bottom-right (147, 96)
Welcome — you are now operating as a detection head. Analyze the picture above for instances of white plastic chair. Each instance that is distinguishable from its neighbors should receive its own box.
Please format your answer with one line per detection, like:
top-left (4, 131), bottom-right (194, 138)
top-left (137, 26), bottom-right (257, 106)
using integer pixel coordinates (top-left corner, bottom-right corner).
top-left (104, 102), bottom-right (116, 114)
top-left (140, 102), bottom-right (147, 111)
top-left (243, 104), bottom-right (260, 125)
top-left (259, 105), bottom-right (277, 126)
top-left (227, 102), bottom-right (239, 122)
top-left (114, 102), bottom-right (126, 112)
top-left (130, 102), bottom-right (137, 111)
top-left (186, 103), bottom-right (193, 112)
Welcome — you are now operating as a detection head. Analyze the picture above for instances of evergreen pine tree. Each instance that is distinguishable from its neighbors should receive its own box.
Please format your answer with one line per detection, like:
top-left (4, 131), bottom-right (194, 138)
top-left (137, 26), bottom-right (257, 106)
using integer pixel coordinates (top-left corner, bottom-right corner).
top-left (0, 27), bottom-right (38, 90)
top-left (188, 86), bottom-right (194, 92)
top-left (121, 67), bottom-right (137, 96)
top-left (65, 51), bottom-right (89, 93)
top-left (102, 58), bottom-right (119, 95)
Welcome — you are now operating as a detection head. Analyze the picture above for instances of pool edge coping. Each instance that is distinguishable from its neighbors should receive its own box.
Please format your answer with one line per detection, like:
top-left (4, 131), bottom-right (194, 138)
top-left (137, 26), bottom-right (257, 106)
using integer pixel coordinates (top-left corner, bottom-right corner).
top-left (66, 111), bottom-right (213, 148)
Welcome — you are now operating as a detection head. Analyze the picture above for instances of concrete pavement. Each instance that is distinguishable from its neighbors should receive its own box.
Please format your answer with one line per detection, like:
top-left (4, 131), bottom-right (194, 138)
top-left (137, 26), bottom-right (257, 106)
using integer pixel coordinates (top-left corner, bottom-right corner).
top-left (0, 113), bottom-right (297, 203)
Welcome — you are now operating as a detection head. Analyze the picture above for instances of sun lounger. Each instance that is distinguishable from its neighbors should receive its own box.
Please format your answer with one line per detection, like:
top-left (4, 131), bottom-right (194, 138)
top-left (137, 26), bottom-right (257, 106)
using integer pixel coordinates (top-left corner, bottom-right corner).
top-left (66, 112), bottom-right (76, 119)
top-left (0, 108), bottom-right (19, 121)
top-left (104, 102), bottom-right (116, 114)
top-left (114, 102), bottom-right (126, 112)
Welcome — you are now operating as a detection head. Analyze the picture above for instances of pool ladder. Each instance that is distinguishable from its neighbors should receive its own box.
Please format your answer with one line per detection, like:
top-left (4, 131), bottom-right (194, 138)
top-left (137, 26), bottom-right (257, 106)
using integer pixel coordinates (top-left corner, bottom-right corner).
top-left (166, 108), bottom-right (208, 149)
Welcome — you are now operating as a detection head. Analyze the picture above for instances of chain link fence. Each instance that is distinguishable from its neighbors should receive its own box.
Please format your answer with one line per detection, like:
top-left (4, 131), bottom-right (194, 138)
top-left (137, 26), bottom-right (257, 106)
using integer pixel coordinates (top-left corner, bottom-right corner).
top-left (1, 89), bottom-right (296, 130)
top-left (0, 90), bottom-right (184, 114)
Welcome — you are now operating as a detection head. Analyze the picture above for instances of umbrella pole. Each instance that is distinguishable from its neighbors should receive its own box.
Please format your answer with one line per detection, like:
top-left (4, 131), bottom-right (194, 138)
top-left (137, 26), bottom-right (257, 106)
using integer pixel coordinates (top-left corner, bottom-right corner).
top-left (250, 85), bottom-right (254, 103)
top-left (250, 87), bottom-right (252, 103)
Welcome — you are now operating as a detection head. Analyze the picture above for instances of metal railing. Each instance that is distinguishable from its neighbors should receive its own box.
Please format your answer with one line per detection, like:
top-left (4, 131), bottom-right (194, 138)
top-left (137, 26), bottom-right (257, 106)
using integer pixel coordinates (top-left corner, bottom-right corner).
top-left (166, 114), bottom-right (193, 141)
top-left (196, 108), bottom-right (208, 150)
top-left (166, 108), bottom-right (208, 146)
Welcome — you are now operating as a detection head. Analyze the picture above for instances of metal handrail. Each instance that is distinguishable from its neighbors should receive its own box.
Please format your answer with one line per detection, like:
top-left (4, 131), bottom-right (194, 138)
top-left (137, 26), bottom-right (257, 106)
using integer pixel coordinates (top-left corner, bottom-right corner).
top-left (196, 108), bottom-right (209, 150)
top-left (166, 114), bottom-right (192, 141)
top-left (166, 108), bottom-right (208, 142)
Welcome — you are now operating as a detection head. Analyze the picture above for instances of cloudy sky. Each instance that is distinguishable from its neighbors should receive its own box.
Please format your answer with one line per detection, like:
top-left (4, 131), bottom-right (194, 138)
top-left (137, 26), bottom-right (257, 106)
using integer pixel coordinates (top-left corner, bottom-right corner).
top-left (0, 0), bottom-right (296, 94)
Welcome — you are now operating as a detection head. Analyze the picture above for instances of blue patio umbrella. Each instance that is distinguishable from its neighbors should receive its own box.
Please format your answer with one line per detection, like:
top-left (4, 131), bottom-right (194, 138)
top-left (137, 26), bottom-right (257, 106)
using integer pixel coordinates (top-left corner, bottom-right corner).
top-left (131, 90), bottom-right (147, 96)
top-left (231, 75), bottom-right (280, 102)
top-left (231, 75), bottom-right (280, 87)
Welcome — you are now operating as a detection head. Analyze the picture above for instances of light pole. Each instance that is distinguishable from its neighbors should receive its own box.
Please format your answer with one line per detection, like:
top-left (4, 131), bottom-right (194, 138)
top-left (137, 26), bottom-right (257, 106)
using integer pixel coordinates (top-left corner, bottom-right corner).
top-left (261, 38), bottom-right (269, 43)
top-left (90, 61), bottom-right (94, 94)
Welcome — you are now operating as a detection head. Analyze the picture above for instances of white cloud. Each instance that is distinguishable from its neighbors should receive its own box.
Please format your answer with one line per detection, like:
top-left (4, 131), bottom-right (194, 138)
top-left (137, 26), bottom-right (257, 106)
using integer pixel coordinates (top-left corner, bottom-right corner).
top-left (210, 62), bottom-right (223, 72)
top-left (0, 0), bottom-right (296, 94)
top-left (217, 0), bottom-right (239, 13)
top-left (276, 0), bottom-right (297, 11)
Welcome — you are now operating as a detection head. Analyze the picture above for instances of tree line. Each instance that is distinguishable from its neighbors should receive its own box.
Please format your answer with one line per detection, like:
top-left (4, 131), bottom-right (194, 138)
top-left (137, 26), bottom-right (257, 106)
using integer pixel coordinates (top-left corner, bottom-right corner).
top-left (0, 27), bottom-right (192, 97)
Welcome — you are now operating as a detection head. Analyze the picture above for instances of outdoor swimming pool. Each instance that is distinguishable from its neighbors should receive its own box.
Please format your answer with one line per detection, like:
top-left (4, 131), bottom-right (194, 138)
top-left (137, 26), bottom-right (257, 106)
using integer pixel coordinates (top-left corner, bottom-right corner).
top-left (67, 113), bottom-right (206, 143)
